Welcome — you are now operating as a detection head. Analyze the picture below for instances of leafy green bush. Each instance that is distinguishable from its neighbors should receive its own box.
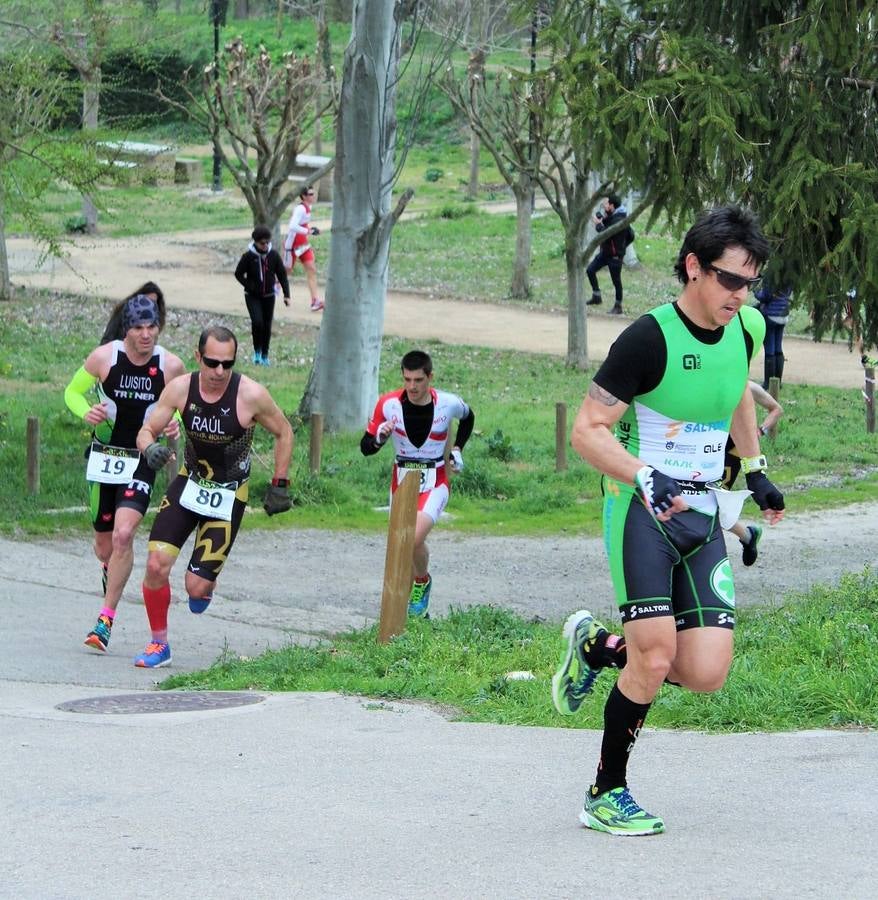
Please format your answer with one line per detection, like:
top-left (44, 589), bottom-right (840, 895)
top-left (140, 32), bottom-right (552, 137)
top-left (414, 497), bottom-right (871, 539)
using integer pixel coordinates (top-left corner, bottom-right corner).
top-left (433, 204), bottom-right (475, 220)
top-left (64, 215), bottom-right (89, 234)
top-left (486, 429), bottom-right (517, 461)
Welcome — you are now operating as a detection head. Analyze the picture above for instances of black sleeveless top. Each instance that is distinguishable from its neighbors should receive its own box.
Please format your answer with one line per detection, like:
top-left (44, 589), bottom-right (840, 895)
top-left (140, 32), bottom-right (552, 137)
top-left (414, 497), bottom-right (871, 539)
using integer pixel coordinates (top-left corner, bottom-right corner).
top-left (181, 372), bottom-right (255, 483)
top-left (95, 342), bottom-right (168, 447)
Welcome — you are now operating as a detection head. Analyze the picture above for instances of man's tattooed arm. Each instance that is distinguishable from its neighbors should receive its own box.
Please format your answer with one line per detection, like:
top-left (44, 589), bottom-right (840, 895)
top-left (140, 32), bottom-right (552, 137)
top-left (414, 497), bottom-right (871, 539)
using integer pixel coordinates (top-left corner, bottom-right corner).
top-left (588, 383), bottom-right (621, 407)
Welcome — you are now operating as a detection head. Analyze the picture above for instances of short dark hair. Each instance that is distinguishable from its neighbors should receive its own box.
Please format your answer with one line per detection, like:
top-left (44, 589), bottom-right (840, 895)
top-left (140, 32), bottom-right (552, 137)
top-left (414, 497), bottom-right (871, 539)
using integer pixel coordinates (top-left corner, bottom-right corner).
top-left (606, 193), bottom-right (622, 209)
top-left (252, 225), bottom-right (272, 242)
top-left (299, 184), bottom-right (315, 199)
top-left (401, 350), bottom-right (433, 376)
top-left (673, 205), bottom-right (770, 284)
top-left (198, 325), bottom-right (238, 356)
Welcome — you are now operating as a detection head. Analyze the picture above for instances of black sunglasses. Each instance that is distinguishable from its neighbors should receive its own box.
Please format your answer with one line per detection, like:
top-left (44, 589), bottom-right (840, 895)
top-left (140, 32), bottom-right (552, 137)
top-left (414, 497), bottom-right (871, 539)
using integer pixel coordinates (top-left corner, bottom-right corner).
top-left (706, 264), bottom-right (762, 293)
top-left (201, 355), bottom-right (236, 369)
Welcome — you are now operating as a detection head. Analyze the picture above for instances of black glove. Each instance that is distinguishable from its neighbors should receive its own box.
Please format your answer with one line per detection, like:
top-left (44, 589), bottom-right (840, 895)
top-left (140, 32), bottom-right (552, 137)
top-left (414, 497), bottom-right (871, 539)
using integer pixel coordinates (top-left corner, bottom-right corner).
top-left (310, 226), bottom-right (320, 236)
top-left (263, 483), bottom-right (292, 516)
top-left (143, 441), bottom-right (172, 471)
top-left (635, 466), bottom-right (682, 518)
top-left (745, 471), bottom-right (785, 511)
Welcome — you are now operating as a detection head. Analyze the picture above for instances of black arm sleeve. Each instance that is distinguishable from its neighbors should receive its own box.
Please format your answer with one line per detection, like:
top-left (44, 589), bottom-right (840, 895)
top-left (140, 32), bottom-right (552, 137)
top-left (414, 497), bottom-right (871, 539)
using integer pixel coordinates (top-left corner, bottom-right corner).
top-left (454, 408), bottom-right (475, 449)
top-left (360, 431), bottom-right (382, 456)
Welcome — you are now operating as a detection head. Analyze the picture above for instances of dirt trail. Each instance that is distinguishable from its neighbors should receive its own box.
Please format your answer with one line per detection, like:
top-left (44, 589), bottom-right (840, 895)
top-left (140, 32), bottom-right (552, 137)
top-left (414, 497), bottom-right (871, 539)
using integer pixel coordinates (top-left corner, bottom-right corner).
top-left (6, 225), bottom-right (865, 388)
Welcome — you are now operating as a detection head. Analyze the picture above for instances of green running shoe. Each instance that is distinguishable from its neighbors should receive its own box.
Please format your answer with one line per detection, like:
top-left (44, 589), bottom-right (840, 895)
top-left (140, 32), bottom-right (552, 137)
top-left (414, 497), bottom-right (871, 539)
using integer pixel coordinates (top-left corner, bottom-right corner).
top-left (408, 575), bottom-right (432, 618)
top-left (551, 609), bottom-right (607, 715)
top-left (580, 785), bottom-right (665, 836)
top-left (741, 524), bottom-right (762, 567)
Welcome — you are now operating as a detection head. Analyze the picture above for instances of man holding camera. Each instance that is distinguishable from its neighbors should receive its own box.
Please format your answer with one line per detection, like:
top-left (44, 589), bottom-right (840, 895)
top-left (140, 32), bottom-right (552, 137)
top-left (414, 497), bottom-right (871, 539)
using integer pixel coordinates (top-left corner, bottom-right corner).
top-left (587, 193), bottom-right (633, 315)
top-left (132, 325), bottom-right (293, 668)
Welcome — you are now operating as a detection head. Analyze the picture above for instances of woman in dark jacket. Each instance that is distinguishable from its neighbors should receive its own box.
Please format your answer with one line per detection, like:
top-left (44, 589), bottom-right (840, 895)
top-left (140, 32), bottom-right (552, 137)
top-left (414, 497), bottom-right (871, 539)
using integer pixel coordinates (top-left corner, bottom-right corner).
top-left (754, 280), bottom-right (792, 387)
top-left (234, 225), bottom-right (291, 366)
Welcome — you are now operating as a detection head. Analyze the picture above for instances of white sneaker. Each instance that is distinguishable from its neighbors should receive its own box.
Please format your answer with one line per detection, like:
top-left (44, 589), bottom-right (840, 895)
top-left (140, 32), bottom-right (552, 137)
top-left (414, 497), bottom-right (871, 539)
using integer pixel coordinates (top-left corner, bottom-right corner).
top-left (310, 298), bottom-right (324, 312)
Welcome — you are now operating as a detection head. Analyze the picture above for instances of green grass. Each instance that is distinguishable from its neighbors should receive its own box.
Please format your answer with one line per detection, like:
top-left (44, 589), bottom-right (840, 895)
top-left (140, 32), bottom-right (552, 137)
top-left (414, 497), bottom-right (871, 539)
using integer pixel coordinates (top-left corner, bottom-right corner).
top-left (2, 287), bottom-right (877, 538)
top-left (162, 572), bottom-right (878, 732)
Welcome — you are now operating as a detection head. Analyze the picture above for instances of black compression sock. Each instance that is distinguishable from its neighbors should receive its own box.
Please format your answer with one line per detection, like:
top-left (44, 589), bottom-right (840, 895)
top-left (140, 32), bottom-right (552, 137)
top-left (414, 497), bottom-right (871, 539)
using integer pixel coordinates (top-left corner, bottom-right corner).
top-left (594, 683), bottom-right (651, 795)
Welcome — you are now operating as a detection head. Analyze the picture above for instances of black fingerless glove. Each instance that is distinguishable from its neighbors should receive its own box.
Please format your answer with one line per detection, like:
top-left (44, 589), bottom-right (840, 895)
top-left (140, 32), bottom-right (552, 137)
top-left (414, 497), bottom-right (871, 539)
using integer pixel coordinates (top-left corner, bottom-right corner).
top-left (144, 441), bottom-right (172, 471)
top-left (263, 483), bottom-right (292, 516)
top-left (310, 226), bottom-right (320, 236)
top-left (635, 466), bottom-right (682, 518)
top-left (745, 471), bottom-right (785, 511)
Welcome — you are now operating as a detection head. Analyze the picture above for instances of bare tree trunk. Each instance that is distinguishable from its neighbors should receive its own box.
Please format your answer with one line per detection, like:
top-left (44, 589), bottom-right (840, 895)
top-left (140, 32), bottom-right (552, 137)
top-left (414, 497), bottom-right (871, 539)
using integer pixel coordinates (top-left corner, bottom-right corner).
top-left (0, 192), bottom-right (11, 301)
top-left (314, 0), bottom-right (330, 156)
top-left (510, 181), bottom-right (532, 299)
top-left (467, 127), bottom-right (479, 200)
top-left (565, 243), bottom-right (588, 369)
top-left (300, 0), bottom-right (409, 431)
top-left (81, 67), bottom-right (100, 234)
top-left (314, 90), bottom-right (324, 155)
top-left (234, 0), bottom-right (249, 19)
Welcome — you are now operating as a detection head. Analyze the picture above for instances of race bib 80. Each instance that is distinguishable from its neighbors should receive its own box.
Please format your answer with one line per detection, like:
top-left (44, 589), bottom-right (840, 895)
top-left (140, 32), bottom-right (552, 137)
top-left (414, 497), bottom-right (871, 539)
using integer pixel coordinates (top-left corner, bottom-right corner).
top-left (179, 475), bottom-right (238, 521)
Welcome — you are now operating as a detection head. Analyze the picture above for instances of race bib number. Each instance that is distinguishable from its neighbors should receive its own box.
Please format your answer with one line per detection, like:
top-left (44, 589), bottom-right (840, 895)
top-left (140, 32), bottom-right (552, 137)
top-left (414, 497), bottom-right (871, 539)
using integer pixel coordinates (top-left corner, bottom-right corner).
top-left (86, 442), bottom-right (140, 485)
top-left (396, 463), bottom-right (436, 493)
top-left (179, 475), bottom-right (237, 521)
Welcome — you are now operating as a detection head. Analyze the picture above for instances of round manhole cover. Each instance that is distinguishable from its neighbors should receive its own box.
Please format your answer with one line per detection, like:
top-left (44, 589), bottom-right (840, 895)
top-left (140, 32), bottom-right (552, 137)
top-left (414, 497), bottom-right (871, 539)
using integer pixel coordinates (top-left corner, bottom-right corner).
top-left (56, 692), bottom-right (265, 715)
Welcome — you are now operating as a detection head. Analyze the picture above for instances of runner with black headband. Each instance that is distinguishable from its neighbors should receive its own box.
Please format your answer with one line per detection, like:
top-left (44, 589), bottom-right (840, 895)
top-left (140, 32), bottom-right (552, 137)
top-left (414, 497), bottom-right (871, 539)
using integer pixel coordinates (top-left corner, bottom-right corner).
top-left (64, 294), bottom-right (186, 653)
top-left (131, 325), bottom-right (293, 668)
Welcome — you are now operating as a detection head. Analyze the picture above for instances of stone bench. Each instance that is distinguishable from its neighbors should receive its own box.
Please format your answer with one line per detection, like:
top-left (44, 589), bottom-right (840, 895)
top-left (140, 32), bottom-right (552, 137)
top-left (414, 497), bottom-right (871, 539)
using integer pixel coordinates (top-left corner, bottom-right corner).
top-left (97, 140), bottom-right (176, 186)
top-left (174, 157), bottom-right (203, 185)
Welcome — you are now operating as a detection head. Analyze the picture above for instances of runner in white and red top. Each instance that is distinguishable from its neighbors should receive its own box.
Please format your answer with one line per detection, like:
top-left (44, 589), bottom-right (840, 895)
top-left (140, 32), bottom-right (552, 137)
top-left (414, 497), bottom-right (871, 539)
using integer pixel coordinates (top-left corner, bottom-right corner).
top-left (283, 184), bottom-right (324, 311)
top-left (361, 350), bottom-right (475, 618)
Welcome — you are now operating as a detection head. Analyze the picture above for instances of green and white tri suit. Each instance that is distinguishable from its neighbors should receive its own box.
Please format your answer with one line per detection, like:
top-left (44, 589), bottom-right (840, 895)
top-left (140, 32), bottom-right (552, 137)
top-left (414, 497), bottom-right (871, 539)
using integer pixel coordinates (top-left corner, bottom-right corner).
top-left (594, 302), bottom-right (765, 629)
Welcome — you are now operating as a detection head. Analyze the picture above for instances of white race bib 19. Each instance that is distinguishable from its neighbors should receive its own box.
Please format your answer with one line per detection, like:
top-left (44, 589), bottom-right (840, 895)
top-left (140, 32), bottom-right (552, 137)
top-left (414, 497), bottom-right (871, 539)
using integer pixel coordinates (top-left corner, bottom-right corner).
top-left (179, 476), bottom-right (237, 521)
top-left (86, 442), bottom-right (140, 485)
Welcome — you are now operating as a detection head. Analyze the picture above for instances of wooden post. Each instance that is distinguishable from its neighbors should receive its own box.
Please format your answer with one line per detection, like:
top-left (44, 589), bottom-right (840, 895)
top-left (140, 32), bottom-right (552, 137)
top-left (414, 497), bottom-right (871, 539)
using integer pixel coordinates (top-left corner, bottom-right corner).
top-left (309, 413), bottom-right (324, 475)
top-left (767, 376), bottom-right (781, 439)
top-left (377, 470), bottom-right (420, 644)
top-left (26, 417), bottom-right (40, 495)
top-left (555, 402), bottom-right (567, 472)
top-left (865, 367), bottom-right (875, 434)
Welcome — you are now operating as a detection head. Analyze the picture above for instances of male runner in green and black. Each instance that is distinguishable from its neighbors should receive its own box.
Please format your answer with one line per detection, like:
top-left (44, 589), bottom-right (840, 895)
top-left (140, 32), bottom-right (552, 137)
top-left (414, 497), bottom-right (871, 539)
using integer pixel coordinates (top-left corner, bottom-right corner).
top-left (552, 206), bottom-right (785, 836)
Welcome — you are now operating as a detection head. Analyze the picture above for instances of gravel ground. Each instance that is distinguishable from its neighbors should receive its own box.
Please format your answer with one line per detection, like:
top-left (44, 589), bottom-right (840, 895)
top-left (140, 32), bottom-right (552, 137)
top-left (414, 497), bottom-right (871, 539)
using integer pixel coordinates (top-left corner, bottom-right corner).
top-left (38, 501), bottom-right (878, 642)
